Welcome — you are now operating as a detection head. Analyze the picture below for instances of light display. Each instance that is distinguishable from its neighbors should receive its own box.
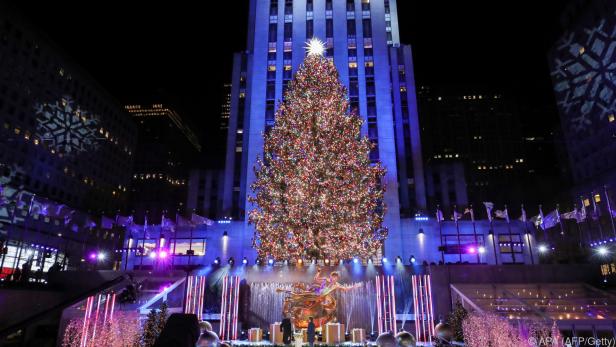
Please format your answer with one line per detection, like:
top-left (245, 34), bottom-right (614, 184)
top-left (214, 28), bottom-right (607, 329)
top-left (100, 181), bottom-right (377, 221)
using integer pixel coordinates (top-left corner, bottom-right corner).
top-left (248, 43), bottom-right (387, 261)
top-left (35, 97), bottom-right (100, 154)
top-left (550, 10), bottom-right (616, 135)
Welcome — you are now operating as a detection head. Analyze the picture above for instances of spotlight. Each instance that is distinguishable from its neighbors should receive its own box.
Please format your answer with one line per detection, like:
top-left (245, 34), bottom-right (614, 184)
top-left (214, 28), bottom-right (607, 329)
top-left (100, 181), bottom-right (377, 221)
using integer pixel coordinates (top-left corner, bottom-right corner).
top-left (488, 229), bottom-right (494, 236)
top-left (97, 252), bottom-right (106, 260)
top-left (284, 259), bottom-right (289, 265)
top-left (409, 255), bottom-right (416, 264)
top-left (298, 258), bottom-right (303, 265)
top-left (159, 251), bottom-right (168, 259)
top-left (396, 256), bottom-right (402, 263)
top-left (353, 258), bottom-right (359, 264)
top-left (537, 244), bottom-right (548, 254)
top-left (223, 231), bottom-right (228, 238)
top-left (268, 258), bottom-right (274, 265)
top-left (89, 252), bottom-right (97, 260)
top-left (597, 246), bottom-right (609, 256)
top-left (368, 258), bottom-right (373, 264)
top-left (468, 247), bottom-right (476, 254)
top-left (418, 228), bottom-right (424, 235)
top-left (478, 246), bottom-right (486, 254)
top-left (228, 257), bottom-right (235, 265)
top-left (214, 257), bottom-right (221, 265)
top-left (150, 251), bottom-right (157, 259)
top-left (256, 258), bottom-right (261, 265)
top-left (382, 257), bottom-right (388, 263)
top-left (242, 257), bottom-right (248, 264)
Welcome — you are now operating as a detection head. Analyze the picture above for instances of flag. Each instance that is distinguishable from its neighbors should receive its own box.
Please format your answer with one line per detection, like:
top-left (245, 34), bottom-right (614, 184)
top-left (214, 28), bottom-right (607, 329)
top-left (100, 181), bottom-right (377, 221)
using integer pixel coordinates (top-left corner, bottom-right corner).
top-left (162, 217), bottom-right (176, 230)
top-left (101, 216), bottom-right (114, 229)
top-left (578, 199), bottom-right (587, 223)
top-left (519, 205), bottom-right (527, 222)
top-left (191, 213), bottom-right (214, 226)
top-left (483, 202), bottom-right (494, 221)
top-left (530, 214), bottom-right (542, 228)
top-left (436, 209), bottom-right (444, 222)
top-left (464, 207), bottom-right (475, 222)
top-left (452, 209), bottom-right (461, 222)
top-left (83, 217), bottom-right (97, 229)
top-left (177, 215), bottom-right (193, 227)
top-left (494, 210), bottom-right (507, 219)
top-left (541, 210), bottom-right (559, 229)
top-left (560, 210), bottom-right (577, 220)
top-left (116, 215), bottom-right (133, 227)
top-left (591, 195), bottom-right (601, 220)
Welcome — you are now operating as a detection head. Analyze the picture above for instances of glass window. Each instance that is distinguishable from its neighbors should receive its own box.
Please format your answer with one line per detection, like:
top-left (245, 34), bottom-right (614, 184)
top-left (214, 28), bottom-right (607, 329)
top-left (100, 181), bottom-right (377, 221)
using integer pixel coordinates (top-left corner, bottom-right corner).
top-left (269, 23), bottom-right (277, 43)
top-left (172, 239), bottom-right (206, 256)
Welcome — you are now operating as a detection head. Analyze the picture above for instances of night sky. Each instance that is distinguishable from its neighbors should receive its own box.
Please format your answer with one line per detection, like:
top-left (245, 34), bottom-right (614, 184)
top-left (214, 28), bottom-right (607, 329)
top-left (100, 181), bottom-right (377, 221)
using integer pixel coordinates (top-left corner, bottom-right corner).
top-left (11, 0), bottom-right (569, 168)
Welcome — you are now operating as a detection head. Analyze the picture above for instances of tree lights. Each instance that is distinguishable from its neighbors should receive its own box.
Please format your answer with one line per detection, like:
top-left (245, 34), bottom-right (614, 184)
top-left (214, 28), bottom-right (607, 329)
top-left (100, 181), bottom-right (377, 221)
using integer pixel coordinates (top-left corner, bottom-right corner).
top-left (249, 47), bottom-right (387, 261)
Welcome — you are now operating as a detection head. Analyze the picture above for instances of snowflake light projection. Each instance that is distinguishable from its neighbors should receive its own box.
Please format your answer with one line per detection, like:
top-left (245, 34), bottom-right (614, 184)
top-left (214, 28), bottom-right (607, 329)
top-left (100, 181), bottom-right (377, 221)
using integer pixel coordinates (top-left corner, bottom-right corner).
top-left (550, 11), bottom-right (616, 137)
top-left (35, 97), bottom-right (100, 154)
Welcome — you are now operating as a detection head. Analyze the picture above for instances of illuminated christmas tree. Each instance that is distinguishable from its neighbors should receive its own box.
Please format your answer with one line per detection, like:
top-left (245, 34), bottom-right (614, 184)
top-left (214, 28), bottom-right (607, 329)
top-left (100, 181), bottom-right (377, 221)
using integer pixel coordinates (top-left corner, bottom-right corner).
top-left (249, 39), bottom-right (387, 261)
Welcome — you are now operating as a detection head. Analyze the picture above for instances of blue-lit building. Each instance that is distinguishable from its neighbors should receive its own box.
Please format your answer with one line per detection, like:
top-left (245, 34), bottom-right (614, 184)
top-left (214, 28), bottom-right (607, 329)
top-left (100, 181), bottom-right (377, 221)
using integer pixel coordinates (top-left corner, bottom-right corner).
top-left (222, 0), bottom-right (426, 256)
top-left (122, 0), bottom-right (543, 269)
top-left (549, 0), bottom-right (616, 198)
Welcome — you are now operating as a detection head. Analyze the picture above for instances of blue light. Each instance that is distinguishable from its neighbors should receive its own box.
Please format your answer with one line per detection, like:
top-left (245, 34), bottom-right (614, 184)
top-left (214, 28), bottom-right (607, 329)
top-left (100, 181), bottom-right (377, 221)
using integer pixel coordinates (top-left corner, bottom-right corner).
top-left (353, 258), bottom-right (359, 264)
top-left (268, 259), bottom-right (274, 265)
top-left (217, 220), bottom-right (231, 224)
top-left (414, 216), bottom-right (429, 221)
top-left (382, 257), bottom-right (388, 263)
top-left (242, 257), bottom-right (248, 264)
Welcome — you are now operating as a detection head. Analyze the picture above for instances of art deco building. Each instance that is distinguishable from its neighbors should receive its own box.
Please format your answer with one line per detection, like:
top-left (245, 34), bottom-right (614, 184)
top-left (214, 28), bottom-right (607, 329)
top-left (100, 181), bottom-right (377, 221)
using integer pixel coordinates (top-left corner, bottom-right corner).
top-left (222, 0), bottom-right (427, 254)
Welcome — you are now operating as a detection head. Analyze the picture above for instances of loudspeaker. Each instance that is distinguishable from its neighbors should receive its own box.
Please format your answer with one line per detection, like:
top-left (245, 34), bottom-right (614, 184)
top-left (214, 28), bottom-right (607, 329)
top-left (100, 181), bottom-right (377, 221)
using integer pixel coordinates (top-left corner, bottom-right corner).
top-left (153, 313), bottom-right (200, 347)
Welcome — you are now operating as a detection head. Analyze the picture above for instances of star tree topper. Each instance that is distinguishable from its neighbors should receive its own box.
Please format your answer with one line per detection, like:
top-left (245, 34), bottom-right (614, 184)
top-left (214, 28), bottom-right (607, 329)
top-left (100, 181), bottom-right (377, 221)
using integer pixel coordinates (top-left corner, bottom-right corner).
top-left (306, 38), bottom-right (326, 56)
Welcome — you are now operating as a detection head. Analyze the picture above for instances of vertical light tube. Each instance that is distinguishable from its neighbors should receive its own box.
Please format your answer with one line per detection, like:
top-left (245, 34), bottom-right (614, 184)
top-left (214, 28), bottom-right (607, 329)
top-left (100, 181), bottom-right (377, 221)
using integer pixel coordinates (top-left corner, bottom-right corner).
top-left (91, 294), bottom-right (102, 343)
top-left (375, 276), bottom-right (382, 334)
top-left (411, 276), bottom-right (419, 342)
top-left (220, 276), bottom-right (228, 339)
top-left (233, 276), bottom-right (240, 340)
top-left (109, 293), bottom-right (116, 321)
top-left (80, 296), bottom-right (93, 347)
top-left (389, 276), bottom-right (397, 335)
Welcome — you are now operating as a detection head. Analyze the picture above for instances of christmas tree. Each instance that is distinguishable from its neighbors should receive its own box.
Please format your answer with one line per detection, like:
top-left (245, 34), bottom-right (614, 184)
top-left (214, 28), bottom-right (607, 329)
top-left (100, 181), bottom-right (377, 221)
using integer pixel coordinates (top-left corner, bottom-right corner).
top-left (447, 300), bottom-right (468, 342)
top-left (249, 39), bottom-right (387, 261)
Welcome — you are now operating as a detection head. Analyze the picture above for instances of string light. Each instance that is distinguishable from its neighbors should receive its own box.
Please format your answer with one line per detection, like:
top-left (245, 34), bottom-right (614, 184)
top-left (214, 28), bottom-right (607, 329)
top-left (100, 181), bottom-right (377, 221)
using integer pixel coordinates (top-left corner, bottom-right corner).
top-left (248, 52), bottom-right (386, 261)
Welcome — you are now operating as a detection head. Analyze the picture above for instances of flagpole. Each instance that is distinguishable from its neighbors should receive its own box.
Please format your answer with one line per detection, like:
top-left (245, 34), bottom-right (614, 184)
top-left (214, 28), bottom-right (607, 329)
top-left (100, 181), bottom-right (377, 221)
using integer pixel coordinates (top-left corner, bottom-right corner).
top-left (470, 205), bottom-right (480, 264)
top-left (581, 197), bottom-right (593, 245)
top-left (486, 203), bottom-right (498, 265)
top-left (573, 203), bottom-right (584, 249)
top-left (437, 205), bottom-right (444, 264)
top-left (172, 208), bottom-right (179, 268)
top-left (522, 204), bottom-right (534, 265)
top-left (604, 186), bottom-right (616, 238)
top-left (591, 192), bottom-right (604, 241)
top-left (505, 205), bottom-right (515, 264)
top-left (454, 205), bottom-right (461, 263)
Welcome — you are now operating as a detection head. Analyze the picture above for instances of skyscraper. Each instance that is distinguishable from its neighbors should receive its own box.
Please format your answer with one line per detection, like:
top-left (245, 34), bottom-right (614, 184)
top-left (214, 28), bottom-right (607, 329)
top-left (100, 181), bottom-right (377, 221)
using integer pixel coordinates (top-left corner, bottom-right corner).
top-left (125, 104), bottom-right (200, 223)
top-left (220, 83), bottom-right (232, 131)
top-left (222, 0), bottom-right (426, 250)
top-left (549, 0), bottom-right (616, 197)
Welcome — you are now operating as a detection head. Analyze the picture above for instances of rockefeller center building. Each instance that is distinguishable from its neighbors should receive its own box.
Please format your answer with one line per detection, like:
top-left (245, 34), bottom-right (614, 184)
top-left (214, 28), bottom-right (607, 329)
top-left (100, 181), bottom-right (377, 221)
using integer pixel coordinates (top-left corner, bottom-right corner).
top-left (223, 0), bottom-right (426, 235)
top-left (0, 7), bottom-right (137, 277)
top-left (549, 0), bottom-right (616, 198)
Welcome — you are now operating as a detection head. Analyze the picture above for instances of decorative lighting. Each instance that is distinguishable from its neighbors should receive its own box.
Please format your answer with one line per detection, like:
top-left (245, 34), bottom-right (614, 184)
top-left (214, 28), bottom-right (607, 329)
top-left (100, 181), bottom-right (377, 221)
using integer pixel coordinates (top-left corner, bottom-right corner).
top-left (382, 257), bottom-right (388, 263)
top-left (150, 251), bottom-right (157, 259)
top-left (228, 257), bottom-right (235, 265)
top-left (468, 247), bottom-right (476, 254)
top-left (159, 251), bottom-right (168, 259)
top-left (223, 231), bottom-right (228, 238)
top-left (597, 246), bottom-right (609, 256)
top-left (396, 256), bottom-right (402, 263)
top-left (418, 228), bottom-right (425, 235)
top-left (478, 246), bottom-right (486, 254)
top-left (306, 38), bottom-right (325, 56)
top-left (353, 258), bottom-right (359, 264)
top-left (538, 244), bottom-right (548, 254)
top-left (214, 257), bottom-right (221, 265)
top-left (324, 259), bottom-right (330, 265)
top-left (409, 255), bottom-right (416, 264)
top-left (268, 258), bottom-right (274, 265)
top-left (242, 257), bottom-right (248, 264)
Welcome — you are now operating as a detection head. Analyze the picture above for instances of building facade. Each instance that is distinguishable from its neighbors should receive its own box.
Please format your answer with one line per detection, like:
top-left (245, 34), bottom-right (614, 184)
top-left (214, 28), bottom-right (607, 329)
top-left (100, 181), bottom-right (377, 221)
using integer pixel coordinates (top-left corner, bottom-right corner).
top-left (0, 7), bottom-right (136, 277)
top-left (222, 0), bottom-right (427, 255)
top-left (418, 86), bottom-right (533, 208)
top-left (125, 104), bottom-right (200, 223)
top-left (186, 169), bottom-right (225, 219)
top-left (549, 0), bottom-right (616, 198)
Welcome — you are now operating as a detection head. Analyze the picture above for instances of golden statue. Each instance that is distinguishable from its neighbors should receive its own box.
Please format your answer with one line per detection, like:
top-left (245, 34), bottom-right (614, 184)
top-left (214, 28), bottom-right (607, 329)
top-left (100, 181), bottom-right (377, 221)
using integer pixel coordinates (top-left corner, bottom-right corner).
top-left (276, 267), bottom-right (361, 329)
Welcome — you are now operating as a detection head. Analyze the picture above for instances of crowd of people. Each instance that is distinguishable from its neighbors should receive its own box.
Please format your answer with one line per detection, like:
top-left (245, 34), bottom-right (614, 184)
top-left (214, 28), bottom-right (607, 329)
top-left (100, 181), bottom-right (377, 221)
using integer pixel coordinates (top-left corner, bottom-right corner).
top-left (4, 260), bottom-right (63, 284)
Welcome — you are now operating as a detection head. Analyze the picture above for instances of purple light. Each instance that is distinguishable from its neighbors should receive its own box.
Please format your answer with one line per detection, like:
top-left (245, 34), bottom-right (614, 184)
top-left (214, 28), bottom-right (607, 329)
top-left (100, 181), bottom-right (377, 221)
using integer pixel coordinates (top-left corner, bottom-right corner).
top-left (89, 253), bottom-right (97, 260)
top-left (159, 251), bottom-right (168, 259)
top-left (468, 247), bottom-right (476, 254)
top-left (150, 251), bottom-right (157, 259)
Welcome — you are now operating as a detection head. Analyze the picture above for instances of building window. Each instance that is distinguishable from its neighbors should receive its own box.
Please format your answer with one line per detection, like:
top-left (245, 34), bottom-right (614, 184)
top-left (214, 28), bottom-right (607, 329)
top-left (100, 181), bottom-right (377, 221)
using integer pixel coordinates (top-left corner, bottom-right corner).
top-left (269, 23), bottom-right (277, 42)
top-left (306, 0), bottom-right (313, 11)
top-left (326, 19), bottom-right (333, 38)
top-left (306, 20), bottom-right (314, 39)
top-left (284, 0), bottom-right (293, 15)
top-left (347, 19), bottom-right (356, 37)
top-left (361, 0), bottom-right (370, 11)
top-left (270, 0), bottom-right (278, 15)
top-left (362, 19), bottom-right (372, 38)
top-left (284, 22), bottom-right (293, 41)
